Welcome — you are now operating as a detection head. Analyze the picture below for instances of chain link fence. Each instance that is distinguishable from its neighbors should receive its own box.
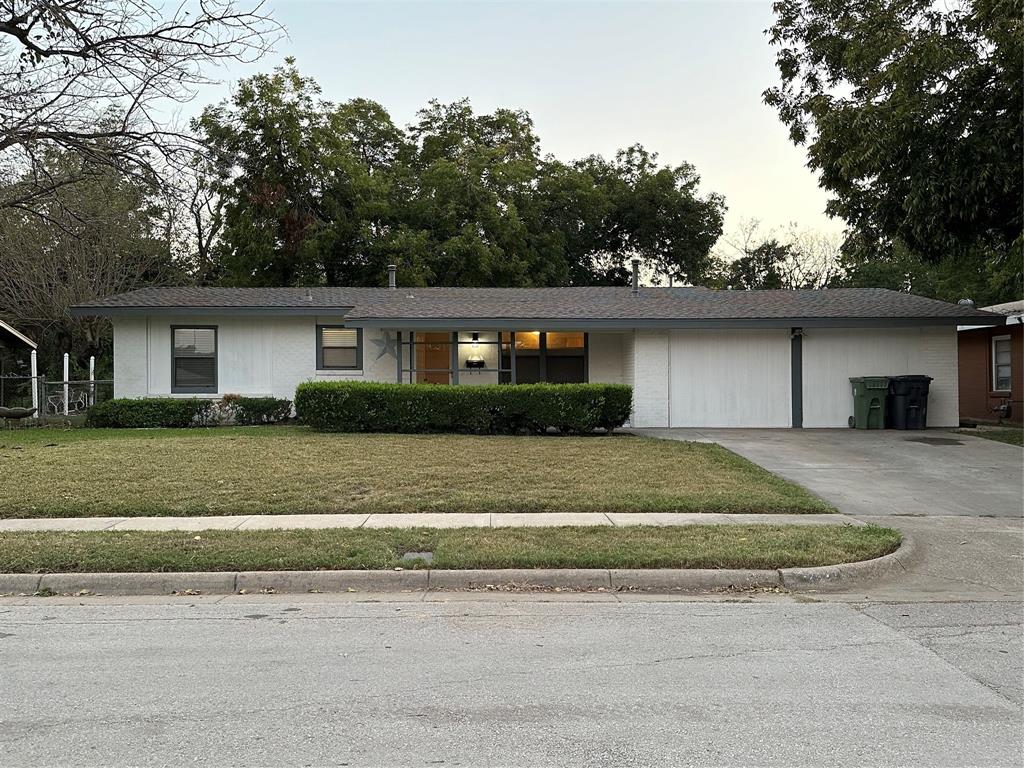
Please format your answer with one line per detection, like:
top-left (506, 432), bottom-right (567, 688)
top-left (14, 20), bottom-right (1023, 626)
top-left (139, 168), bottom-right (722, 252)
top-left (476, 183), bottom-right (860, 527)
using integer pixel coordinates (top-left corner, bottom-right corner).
top-left (0, 376), bottom-right (113, 422)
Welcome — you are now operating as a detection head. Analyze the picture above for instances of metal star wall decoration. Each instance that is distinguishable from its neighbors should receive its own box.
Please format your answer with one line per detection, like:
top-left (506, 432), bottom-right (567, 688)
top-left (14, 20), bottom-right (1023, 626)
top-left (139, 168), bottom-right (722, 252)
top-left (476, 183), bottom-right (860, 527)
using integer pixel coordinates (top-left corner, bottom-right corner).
top-left (371, 330), bottom-right (399, 360)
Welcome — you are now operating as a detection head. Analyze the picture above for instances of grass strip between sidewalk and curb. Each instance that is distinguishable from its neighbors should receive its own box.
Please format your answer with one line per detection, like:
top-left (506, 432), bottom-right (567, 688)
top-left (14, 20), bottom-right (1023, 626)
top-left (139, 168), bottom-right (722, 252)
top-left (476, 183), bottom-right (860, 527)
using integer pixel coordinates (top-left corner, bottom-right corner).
top-left (0, 428), bottom-right (832, 518)
top-left (0, 525), bottom-right (900, 574)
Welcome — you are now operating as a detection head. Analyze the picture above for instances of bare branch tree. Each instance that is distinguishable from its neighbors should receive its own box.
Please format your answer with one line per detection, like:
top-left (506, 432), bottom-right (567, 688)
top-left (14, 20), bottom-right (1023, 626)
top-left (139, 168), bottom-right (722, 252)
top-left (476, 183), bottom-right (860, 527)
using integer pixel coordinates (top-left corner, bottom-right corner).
top-left (0, 0), bottom-right (281, 215)
top-left (709, 218), bottom-right (845, 290)
top-left (0, 152), bottom-right (180, 373)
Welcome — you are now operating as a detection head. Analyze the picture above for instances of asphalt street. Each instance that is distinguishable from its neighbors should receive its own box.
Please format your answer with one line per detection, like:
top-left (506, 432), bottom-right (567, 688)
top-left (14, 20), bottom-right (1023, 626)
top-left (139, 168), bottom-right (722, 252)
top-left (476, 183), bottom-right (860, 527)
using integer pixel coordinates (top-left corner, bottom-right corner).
top-left (1, 592), bottom-right (1021, 767)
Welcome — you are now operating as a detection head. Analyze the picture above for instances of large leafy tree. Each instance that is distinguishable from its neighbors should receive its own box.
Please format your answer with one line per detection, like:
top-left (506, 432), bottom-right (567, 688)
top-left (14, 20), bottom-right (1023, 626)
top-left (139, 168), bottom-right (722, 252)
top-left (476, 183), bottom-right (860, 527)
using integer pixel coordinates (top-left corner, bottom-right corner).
top-left (764, 0), bottom-right (1022, 301)
top-left (196, 61), bottom-right (726, 288)
top-left (565, 146), bottom-right (725, 285)
top-left (196, 60), bottom-right (348, 285)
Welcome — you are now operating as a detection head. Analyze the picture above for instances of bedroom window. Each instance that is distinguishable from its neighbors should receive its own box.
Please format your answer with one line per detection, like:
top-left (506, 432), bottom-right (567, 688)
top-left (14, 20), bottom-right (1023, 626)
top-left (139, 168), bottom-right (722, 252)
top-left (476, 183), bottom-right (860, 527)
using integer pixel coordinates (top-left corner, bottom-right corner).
top-left (992, 335), bottom-right (1012, 392)
top-left (171, 326), bottom-right (217, 393)
top-left (318, 326), bottom-right (362, 370)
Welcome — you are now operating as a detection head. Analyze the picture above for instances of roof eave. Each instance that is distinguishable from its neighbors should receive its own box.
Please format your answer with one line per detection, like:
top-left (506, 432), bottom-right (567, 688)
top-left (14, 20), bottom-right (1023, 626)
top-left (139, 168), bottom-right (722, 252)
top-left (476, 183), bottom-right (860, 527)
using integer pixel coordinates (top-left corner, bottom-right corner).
top-left (69, 305), bottom-right (356, 318)
top-left (343, 316), bottom-right (1005, 330)
top-left (0, 319), bottom-right (37, 348)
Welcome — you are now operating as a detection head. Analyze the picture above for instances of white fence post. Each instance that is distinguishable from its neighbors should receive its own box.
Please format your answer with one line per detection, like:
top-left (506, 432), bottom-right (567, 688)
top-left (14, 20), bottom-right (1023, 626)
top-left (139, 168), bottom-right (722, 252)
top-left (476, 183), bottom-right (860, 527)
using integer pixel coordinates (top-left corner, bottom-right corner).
top-left (30, 349), bottom-right (38, 414)
top-left (63, 352), bottom-right (69, 416)
top-left (89, 356), bottom-right (95, 406)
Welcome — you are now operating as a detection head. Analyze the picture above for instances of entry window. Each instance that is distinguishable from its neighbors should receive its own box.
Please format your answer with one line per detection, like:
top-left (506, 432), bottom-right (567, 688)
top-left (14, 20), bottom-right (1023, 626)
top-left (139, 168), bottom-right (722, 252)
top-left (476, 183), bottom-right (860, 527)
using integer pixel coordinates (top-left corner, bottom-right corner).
top-left (498, 332), bottom-right (588, 384)
top-left (992, 336), bottom-right (1012, 391)
top-left (318, 326), bottom-right (362, 370)
top-left (172, 327), bottom-right (217, 393)
top-left (545, 332), bottom-right (586, 384)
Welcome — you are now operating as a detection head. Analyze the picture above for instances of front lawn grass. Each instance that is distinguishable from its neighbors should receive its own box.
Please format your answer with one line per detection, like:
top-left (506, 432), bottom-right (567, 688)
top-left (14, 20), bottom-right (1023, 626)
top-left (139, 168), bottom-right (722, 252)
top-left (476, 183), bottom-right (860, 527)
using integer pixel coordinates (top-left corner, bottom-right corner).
top-left (957, 427), bottom-right (1024, 447)
top-left (0, 427), bottom-right (831, 518)
top-left (0, 525), bottom-right (899, 573)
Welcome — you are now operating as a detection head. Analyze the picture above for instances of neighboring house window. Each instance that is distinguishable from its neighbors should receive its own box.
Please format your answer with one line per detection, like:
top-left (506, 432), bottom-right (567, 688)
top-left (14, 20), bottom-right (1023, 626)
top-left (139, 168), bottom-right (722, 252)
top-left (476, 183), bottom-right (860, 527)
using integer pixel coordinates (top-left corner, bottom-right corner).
top-left (318, 326), bottom-right (362, 370)
top-left (172, 326), bottom-right (217, 393)
top-left (992, 335), bottom-right (1012, 391)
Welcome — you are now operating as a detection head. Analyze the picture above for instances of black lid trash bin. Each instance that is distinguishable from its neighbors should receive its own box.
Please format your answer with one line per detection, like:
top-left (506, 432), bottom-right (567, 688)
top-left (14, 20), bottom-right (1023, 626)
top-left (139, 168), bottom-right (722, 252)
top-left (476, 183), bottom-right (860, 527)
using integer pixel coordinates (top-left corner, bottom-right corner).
top-left (887, 375), bottom-right (933, 430)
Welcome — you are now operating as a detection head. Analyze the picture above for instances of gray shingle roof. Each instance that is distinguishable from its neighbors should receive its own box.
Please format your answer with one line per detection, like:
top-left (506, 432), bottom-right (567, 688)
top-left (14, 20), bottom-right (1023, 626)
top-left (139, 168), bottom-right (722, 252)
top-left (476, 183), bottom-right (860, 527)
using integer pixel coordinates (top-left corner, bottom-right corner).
top-left (71, 285), bottom-right (1005, 326)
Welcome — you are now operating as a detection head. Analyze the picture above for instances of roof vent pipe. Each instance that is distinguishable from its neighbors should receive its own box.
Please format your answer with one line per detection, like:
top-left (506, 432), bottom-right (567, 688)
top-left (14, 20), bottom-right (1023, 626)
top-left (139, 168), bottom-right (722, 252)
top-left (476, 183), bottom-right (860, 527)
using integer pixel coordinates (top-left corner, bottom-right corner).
top-left (304, 287), bottom-right (312, 302)
top-left (387, 264), bottom-right (397, 290)
top-left (631, 259), bottom-right (640, 296)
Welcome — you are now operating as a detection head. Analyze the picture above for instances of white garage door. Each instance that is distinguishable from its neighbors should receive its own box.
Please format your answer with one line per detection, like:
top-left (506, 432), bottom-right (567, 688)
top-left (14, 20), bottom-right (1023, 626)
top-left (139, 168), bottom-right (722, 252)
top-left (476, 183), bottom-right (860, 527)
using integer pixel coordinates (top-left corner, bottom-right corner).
top-left (801, 327), bottom-right (959, 428)
top-left (668, 330), bottom-right (791, 428)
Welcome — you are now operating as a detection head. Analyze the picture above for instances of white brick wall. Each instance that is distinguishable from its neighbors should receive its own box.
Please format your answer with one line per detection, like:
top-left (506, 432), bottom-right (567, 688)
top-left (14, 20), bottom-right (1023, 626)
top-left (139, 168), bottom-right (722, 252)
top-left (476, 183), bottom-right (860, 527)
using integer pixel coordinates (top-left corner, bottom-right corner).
top-left (801, 327), bottom-right (959, 427)
top-left (112, 318), bottom-right (149, 398)
top-left (588, 332), bottom-right (626, 384)
top-left (632, 330), bottom-right (670, 427)
top-left (113, 317), bottom-right (959, 428)
top-left (112, 316), bottom-right (397, 400)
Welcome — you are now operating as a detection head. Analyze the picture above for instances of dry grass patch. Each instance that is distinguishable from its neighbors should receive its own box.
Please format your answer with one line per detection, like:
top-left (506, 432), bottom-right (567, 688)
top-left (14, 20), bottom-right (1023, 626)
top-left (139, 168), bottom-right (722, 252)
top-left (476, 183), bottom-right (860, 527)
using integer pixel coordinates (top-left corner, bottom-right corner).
top-left (0, 525), bottom-right (898, 573)
top-left (0, 427), bottom-right (832, 518)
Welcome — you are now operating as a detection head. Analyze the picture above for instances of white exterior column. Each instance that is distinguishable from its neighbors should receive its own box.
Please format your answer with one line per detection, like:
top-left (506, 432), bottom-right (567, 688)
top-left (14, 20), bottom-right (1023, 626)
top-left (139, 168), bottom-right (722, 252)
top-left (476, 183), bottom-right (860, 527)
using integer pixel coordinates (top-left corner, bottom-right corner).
top-left (62, 352), bottom-right (69, 416)
top-left (29, 349), bottom-right (38, 414)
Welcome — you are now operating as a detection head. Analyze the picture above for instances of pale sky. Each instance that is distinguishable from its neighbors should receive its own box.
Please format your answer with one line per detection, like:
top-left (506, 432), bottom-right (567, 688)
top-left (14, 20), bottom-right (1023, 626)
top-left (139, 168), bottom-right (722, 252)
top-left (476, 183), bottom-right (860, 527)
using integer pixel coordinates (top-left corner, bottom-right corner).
top-left (192, 0), bottom-right (844, 240)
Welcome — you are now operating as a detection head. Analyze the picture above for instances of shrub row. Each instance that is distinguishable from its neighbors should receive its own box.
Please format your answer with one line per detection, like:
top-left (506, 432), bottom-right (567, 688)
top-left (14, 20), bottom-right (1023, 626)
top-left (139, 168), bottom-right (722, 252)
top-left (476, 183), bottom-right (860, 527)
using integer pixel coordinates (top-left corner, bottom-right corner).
top-left (294, 381), bottom-right (633, 435)
top-left (220, 395), bottom-right (294, 425)
top-left (86, 396), bottom-right (292, 428)
top-left (86, 398), bottom-right (215, 428)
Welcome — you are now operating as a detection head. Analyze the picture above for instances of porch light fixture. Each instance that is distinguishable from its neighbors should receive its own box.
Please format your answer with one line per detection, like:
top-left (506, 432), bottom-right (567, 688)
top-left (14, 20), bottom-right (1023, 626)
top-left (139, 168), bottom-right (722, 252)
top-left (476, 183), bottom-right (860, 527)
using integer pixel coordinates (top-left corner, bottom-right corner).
top-left (465, 332), bottom-right (485, 369)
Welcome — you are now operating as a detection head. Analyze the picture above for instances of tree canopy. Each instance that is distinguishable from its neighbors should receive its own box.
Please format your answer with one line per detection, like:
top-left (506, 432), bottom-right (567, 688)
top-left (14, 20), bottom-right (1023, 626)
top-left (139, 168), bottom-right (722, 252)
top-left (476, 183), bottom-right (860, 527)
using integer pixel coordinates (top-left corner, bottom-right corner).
top-left (764, 0), bottom-right (1022, 303)
top-left (195, 60), bottom-right (726, 288)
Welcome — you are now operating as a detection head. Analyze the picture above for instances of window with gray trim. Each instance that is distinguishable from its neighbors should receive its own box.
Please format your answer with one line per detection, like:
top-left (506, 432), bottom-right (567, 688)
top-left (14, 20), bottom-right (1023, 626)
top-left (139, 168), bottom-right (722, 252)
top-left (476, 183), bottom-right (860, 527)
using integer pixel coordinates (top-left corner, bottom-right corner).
top-left (318, 326), bottom-right (362, 370)
top-left (172, 326), bottom-right (217, 393)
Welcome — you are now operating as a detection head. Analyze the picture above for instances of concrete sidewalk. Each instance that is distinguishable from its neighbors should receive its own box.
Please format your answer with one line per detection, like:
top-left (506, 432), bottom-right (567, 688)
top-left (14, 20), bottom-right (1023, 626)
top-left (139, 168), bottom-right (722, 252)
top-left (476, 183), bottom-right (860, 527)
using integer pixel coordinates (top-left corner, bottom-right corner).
top-left (0, 511), bottom-right (862, 532)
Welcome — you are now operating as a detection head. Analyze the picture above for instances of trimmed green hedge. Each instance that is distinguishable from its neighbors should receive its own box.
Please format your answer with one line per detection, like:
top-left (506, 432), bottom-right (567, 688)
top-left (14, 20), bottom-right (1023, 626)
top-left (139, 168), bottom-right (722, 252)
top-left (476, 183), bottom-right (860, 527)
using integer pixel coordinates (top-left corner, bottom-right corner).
top-left (86, 398), bottom-right (214, 428)
top-left (86, 396), bottom-right (293, 428)
top-left (223, 395), bottom-right (293, 425)
top-left (294, 381), bottom-right (633, 435)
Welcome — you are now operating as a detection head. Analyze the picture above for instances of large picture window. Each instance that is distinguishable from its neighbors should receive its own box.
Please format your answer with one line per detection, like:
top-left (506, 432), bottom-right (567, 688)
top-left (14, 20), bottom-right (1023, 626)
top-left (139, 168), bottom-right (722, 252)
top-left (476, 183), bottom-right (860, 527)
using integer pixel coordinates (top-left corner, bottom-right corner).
top-left (172, 326), bottom-right (217, 393)
top-left (992, 335), bottom-right (1012, 392)
top-left (318, 326), bottom-right (362, 370)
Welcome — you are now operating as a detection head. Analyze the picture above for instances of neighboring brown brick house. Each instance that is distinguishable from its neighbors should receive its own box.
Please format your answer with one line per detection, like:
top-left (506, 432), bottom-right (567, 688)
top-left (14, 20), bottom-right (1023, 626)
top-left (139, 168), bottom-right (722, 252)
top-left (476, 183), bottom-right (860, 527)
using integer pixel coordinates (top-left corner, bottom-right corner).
top-left (958, 301), bottom-right (1023, 424)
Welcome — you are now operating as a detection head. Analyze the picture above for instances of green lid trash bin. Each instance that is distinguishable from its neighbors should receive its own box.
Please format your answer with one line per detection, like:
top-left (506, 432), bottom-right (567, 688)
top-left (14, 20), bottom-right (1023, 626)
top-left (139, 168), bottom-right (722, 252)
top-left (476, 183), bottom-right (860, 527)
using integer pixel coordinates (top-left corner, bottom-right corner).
top-left (849, 377), bottom-right (890, 429)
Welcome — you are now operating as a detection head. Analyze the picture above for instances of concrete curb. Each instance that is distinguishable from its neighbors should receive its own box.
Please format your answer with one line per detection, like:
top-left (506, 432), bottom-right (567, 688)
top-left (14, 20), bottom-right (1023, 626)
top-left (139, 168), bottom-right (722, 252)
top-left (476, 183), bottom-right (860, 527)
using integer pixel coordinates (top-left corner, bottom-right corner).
top-left (0, 538), bottom-right (913, 596)
top-left (429, 569), bottom-right (612, 591)
top-left (778, 534), bottom-right (917, 593)
top-left (611, 568), bottom-right (780, 592)
top-left (235, 570), bottom-right (428, 593)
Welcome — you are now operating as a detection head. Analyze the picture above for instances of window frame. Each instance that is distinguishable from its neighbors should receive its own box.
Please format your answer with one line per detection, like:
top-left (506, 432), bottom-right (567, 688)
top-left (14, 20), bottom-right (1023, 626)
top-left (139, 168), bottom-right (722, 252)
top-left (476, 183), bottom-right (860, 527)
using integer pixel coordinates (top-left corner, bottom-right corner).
top-left (170, 325), bottom-right (218, 394)
top-left (992, 334), bottom-right (1012, 393)
top-left (317, 325), bottom-right (363, 371)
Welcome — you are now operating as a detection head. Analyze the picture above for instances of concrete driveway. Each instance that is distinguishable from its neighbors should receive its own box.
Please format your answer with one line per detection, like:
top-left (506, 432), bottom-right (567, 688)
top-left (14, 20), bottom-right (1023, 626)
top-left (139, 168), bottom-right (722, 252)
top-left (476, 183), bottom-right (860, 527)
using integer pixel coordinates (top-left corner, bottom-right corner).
top-left (634, 428), bottom-right (1022, 518)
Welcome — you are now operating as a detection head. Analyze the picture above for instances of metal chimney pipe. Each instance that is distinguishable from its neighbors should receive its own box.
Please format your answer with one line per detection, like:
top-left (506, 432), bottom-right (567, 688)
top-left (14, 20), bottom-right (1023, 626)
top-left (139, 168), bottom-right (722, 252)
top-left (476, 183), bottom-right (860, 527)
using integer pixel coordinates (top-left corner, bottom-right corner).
top-left (631, 259), bottom-right (640, 296)
top-left (387, 264), bottom-right (397, 290)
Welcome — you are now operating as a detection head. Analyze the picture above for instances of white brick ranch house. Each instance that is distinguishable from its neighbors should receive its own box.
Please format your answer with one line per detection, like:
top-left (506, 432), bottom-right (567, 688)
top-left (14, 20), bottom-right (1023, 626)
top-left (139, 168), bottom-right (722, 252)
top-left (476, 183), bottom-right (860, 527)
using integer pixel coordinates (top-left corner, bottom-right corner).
top-left (72, 274), bottom-right (1004, 428)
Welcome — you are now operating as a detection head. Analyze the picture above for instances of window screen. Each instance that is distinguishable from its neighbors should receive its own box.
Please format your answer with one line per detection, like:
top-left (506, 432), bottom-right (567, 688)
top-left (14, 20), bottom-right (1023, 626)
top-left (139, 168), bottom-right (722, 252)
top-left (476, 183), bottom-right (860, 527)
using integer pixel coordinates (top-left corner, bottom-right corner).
top-left (993, 337), bottom-right (1012, 391)
top-left (318, 326), bottom-right (361, 369)
top-left (172, 327), bottom-right (217, 393)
